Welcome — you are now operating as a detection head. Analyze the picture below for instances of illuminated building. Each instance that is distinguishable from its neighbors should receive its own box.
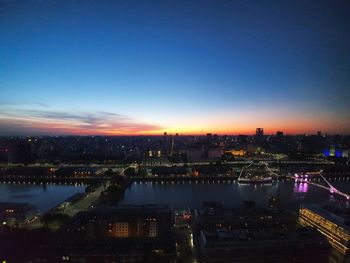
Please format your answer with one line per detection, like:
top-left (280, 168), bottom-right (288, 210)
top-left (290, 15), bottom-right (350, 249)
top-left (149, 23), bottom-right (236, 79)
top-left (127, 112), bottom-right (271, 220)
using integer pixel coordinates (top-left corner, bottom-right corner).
top-left (194, 202), bottom-right (329, 262)
top-left (34, 205), bottom-right (176, 262)
top-left (225, 149), bottom-right (246, 157)
top-left (109, 222), bottom-right (129, 237)
top-left (64, 205), bottom-right (173, 239)
top-left (299, 205), bottom-right (350, 255)
top-left (323, 146), bottom-right (349, 158)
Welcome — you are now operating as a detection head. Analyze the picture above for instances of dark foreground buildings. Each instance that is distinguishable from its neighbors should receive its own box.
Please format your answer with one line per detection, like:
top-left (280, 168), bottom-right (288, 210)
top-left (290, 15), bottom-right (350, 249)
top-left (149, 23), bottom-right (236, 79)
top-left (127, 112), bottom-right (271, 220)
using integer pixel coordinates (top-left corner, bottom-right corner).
top-left (0, 200), bottom-right (343, 262)
top-left (31, 205), bottom-right (176, 263)
top-left (0, 202), bottom-right (37, 226)
top-left (193, 202), bottom-right (330, 263)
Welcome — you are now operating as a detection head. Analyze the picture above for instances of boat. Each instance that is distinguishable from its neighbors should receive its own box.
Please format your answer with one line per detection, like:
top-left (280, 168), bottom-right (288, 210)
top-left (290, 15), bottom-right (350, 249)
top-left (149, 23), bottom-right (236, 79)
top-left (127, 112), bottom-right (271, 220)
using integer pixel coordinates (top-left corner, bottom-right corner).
top-left (238, 176), bottom-right (273, 184)
top-left (238, 162), bottom-right (273, 184)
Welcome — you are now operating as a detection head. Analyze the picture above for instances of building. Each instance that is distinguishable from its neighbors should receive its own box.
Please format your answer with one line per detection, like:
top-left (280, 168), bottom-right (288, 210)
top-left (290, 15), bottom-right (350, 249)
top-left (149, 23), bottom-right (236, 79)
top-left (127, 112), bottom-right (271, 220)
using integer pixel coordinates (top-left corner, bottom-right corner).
top-left (0, 202), bottom-right (37, 225)
top-left (179, 147), bottom-right (203, 163)
top-left (194, 202), bottom-right (330, 262)
top-left (276, 131), bottom-right (284, 136)
top-left (65, 204), bottom-right (175, 239)
top-left (254, 128), bottom-right (265, 146)
top-left (33, 205), bottom-right (176, 262)
top-left (207, 147), bottom-right (223, 160)
top-left (256, 128), bottom-right (264, 136)
top-left (225, 149), bottom-right (246, 157)
top-left (299, 204), bottom-right (350, 255)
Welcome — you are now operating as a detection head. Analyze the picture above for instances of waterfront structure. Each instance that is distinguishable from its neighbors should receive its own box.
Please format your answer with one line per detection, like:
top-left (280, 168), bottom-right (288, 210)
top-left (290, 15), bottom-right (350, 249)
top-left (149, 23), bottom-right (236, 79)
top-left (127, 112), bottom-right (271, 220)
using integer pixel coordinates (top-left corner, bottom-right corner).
top-left (0, 202), bottom-right (37, 225)
top-left (238, 162), bottom-right (273, 184)
top-left (299, 204), bottom-right (350, 255)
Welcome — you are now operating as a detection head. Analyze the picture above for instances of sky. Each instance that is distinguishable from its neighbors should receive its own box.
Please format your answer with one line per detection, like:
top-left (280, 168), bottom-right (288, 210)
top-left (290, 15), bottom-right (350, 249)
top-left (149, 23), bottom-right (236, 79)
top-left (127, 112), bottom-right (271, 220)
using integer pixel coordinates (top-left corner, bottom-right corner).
top-left (1, 0), bottom-right (350, 136)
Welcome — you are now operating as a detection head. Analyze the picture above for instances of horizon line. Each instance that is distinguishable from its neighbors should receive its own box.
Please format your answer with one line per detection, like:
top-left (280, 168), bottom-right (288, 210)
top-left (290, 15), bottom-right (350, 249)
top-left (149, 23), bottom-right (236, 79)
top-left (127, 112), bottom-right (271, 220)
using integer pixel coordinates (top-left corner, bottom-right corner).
top-left (0, 132), bottom-right (348, 137)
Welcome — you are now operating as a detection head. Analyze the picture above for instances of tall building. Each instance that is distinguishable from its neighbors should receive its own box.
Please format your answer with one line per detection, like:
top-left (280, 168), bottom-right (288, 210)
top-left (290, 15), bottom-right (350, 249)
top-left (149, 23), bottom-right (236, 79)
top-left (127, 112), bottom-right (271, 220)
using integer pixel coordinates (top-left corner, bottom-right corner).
top-left (256, 128), bottom-right (264, 136)
top-left (276, 131), bottom-right (284, 136)
top-left (255, 128), bottom-right (265, 145)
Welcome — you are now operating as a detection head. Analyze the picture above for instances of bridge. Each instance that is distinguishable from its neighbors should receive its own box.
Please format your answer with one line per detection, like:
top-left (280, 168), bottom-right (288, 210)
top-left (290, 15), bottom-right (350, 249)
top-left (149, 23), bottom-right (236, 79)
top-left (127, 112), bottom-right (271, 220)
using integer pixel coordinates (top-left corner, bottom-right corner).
top-left (255, 161), bottom-right (350, 200)
top-left (291, 171), bottom-right (350, 200)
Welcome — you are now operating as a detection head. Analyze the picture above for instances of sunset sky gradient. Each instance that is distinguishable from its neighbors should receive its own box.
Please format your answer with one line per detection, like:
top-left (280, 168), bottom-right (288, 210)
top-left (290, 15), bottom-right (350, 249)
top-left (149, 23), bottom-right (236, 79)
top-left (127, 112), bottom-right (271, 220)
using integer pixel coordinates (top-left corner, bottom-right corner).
top-left (1, 0), bottom-right (350, 135)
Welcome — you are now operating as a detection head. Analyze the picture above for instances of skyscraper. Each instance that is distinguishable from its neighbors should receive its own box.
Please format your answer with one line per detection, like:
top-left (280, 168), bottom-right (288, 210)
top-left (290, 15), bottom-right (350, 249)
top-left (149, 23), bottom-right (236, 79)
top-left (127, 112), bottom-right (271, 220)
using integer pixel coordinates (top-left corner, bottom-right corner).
top-left (256, 128), bottom-right (264, 136)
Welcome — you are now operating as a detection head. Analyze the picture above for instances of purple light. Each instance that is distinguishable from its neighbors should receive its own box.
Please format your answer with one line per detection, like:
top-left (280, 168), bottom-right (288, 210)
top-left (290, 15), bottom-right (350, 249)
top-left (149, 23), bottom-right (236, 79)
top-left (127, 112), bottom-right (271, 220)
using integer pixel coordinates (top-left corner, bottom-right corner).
top-left (294, 181), bottom-right (308, 193)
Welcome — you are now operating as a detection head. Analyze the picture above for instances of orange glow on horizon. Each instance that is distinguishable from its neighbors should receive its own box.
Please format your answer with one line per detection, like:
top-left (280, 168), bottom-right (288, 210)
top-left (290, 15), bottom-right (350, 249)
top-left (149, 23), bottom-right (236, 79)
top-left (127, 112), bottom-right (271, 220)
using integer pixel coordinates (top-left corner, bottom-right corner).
top-left (0, 113), bottom-right (349, 136)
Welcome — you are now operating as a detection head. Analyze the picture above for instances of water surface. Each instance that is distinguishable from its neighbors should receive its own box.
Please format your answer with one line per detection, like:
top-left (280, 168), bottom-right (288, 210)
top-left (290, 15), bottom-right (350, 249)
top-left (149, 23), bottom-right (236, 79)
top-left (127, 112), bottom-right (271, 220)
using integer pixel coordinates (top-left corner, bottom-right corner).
top-left (0, 183), bottom-right (85, 213)
top-left (120, 178), bottom-right (350, 209)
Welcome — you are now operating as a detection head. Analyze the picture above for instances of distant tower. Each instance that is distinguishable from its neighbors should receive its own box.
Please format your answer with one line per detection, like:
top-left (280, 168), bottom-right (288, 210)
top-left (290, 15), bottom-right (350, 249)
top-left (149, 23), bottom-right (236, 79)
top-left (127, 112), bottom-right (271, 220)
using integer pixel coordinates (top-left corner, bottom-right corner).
top-left (170, 137), bottom-right (174, 156)
top-left (256, 128), bottom-right (264, 136)
top-left (255, 128), bottom-right (264, 145)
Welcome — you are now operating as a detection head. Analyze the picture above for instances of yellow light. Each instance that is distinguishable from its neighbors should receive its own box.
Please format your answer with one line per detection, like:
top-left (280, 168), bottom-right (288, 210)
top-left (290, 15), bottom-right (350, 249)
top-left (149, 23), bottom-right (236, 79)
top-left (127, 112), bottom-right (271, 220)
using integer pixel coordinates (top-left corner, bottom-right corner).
top-left (299, 208), bottom-right (350, 254)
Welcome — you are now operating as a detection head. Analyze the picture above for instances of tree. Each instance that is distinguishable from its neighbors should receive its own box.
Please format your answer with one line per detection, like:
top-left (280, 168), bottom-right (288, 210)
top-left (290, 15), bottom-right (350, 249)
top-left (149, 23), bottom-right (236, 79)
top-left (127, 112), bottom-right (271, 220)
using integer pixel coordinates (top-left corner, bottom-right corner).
top-left (124, 167), bottom-right (136, 177)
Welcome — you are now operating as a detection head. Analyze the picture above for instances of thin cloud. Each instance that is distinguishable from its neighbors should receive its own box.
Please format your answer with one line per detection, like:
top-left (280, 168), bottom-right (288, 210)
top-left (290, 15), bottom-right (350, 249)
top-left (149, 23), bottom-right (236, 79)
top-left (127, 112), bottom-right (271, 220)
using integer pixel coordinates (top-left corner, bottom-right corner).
top-left (0, 109), bottom-right (163, 135)
top-left (0, 102), bottom-right (49, 108)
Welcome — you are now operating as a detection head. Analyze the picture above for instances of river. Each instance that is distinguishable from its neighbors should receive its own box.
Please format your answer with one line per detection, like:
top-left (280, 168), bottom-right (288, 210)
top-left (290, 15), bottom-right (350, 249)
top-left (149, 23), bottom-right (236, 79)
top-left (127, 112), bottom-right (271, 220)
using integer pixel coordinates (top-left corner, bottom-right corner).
top-left (0, 183), bottom-right (85, 213)
top-left (120, 178), bottom-right (350, 209)
top-left (1, 177), bottom-right (350, 213)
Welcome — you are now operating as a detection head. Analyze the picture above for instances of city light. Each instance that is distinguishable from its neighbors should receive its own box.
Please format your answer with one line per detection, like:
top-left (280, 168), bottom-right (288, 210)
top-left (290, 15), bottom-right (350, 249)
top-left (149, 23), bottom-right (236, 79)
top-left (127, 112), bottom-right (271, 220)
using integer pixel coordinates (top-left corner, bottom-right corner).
top-left (299, 207), bottom-right (350, 255)
top-left (0, 0), bottom-right (349, 262)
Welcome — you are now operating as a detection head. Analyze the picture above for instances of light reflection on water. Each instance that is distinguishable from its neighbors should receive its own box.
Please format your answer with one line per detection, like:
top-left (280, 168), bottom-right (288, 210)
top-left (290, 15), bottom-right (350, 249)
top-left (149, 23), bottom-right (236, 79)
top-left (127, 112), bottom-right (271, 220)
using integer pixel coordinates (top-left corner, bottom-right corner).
top-left (294, 182), bottom-right (309, 193)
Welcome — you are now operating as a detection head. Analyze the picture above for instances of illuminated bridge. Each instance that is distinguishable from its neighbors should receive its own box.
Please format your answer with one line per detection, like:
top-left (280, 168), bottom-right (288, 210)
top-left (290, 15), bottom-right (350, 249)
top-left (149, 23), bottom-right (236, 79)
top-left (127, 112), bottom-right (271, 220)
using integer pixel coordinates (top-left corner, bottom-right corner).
top-left (292, 172), bottom-right (348, 200)
top-left (289, 170), bottom-right (350, 200)
top-left (242, 161), bottom-right (350, 201)
top-left (254, 161), bottom-right (350, 255)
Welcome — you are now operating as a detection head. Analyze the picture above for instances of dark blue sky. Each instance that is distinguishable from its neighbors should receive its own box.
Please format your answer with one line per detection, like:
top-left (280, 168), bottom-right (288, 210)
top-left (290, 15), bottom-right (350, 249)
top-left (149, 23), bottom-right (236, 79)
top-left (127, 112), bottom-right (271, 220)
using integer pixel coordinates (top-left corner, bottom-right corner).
top-left (1, 0), bottom-right (350, 135)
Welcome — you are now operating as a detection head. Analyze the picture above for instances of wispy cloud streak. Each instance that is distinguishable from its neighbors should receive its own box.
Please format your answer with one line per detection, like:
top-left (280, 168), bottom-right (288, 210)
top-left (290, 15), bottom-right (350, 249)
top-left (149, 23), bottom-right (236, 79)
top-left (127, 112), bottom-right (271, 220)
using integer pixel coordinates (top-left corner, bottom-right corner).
top-left (0, 108), bottom-right (163, 135)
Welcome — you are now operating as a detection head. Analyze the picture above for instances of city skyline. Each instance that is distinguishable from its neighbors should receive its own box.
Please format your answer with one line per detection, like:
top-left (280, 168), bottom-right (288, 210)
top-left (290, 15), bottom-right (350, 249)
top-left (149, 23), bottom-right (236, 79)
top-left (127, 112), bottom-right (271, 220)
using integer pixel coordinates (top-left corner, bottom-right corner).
top-left (1, 0), bottom-right (350, 136)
